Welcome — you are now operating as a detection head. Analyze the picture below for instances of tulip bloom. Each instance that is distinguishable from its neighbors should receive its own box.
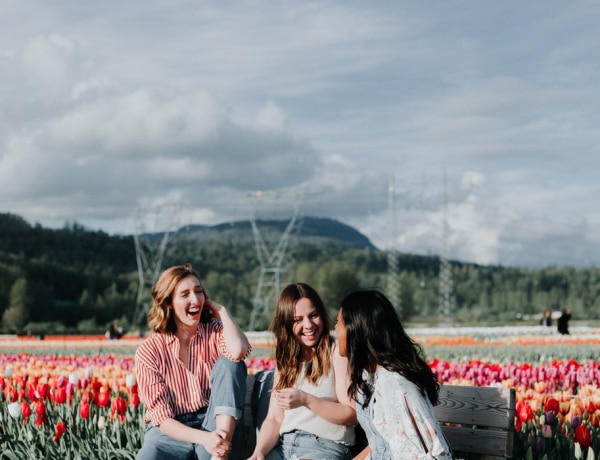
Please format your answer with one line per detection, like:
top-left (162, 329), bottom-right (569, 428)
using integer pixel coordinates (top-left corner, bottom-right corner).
top-left (20, 401), bottom-right (31, 418)
top-left (95, 389), bottom-right (111, 407)
top-left (7, 401), bottom-right (21, 418)
top-left (545, 397), bottom-right (559, 414)
top-left (53, 386), bottom-right (67, 404)
top-left (516, 400), bottom-right (534, 423)
top-left (34, 400), bottom-right (46, 416)
top-left (110, 396), bottom-right (128, 421)
top-left (80, 402), bottom-right (90, 419)
top-left (53, 420), bottom-right (66, 442)
top-left (574, 423), bottom-right (592, 450)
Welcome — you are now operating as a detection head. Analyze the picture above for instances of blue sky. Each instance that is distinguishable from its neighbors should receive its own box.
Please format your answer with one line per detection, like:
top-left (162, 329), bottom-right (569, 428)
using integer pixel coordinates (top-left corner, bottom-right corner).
top-left (1, 1), bottom-right (598, 268)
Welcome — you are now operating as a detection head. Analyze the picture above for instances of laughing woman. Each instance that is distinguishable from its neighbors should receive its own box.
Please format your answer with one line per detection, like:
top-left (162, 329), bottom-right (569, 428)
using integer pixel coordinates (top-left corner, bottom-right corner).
top-left (248, 283), bottom-right (357, 460)
top-left (135, 264), bottom-right (251, 460)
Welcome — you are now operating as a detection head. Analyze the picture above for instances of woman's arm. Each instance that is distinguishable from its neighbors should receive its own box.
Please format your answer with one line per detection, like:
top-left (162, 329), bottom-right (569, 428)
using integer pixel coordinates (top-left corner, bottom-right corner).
top-left (205, 298), bottom-right (251, 360)
top-left (273, 345), bottom-right (357, 426)
top-left (159, 418), bottom-right (232, 457)
top-left (353, 445), bottom-right (372, 460)
top-left (249, 372), bottom-right (285, 460)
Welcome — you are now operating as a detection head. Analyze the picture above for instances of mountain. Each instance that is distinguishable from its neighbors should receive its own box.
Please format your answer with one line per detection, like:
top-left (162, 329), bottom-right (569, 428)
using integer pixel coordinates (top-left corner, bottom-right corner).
top-left (176, 216), bottom-right (376, 249)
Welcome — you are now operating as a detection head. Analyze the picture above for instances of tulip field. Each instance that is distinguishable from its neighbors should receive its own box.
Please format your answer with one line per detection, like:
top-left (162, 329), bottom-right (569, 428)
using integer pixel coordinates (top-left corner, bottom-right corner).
top-left (1, 326), bottom-right (600, 459)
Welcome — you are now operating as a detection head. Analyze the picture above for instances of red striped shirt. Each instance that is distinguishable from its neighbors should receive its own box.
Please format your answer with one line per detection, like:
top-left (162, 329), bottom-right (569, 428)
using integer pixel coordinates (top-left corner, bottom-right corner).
top-left (134, 319), bottom-right (249, 426)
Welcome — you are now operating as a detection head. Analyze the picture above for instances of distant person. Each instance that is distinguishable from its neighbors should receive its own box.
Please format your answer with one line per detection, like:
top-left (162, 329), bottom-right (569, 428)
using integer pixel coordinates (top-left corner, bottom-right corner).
top-left (557, 310), bottom-right (571, 335)
top-left (106, 323), bottom-right (123, 340)
top-left (337, 289), bottom-right (451, 459)
top-left (135, 263), bottom-right (251, 460)
top-left (540, 309), bottom-right (553, 327)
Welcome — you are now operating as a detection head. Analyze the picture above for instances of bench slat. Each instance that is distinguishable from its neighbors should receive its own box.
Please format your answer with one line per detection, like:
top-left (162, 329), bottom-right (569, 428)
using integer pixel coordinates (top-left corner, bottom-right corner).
top-left (441, 426), bottom-right (511, 458)
top-left (435, 385), bottom-right (515, 428)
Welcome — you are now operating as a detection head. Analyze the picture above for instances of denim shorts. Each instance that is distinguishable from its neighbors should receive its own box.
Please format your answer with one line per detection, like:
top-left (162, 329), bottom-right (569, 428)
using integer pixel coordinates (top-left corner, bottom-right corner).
top-left (269, 430), bottom-right (352, 460)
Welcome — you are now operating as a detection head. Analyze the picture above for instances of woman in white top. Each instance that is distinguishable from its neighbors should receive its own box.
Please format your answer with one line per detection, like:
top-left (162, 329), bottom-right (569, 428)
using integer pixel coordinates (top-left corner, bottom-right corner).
top-left (336, 290), bottom-right (451, 460)
top-left (248, 283), bottom-right (357, 460)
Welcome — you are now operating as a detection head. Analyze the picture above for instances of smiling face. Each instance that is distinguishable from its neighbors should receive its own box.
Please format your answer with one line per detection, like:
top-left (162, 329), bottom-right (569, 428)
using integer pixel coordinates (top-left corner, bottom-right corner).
top-left (292, 297), bottom-right (325, 354)
top-left (171, 274), bottom-right (205, 332)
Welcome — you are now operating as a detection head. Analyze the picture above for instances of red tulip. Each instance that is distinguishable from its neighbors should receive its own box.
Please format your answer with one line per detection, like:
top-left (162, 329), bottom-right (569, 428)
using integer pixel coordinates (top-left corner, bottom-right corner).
top-left (53, 387), bottom-right (67, 404)
top-left (110, 396), bottom-right (128, 421)
top-left (34, 400), bottom-right (46, 416)
top-left (35, 413), bottom-right (48, 427)
top-left (95, 389), bottom-right (111, 407)
top-left (20, 401), bottom-right (31, 418)
top-left (131, 392), bottom-right (140, 408)
top-left (516, 400), bottom-right (534, 423)
top-left (80, 402), bottom-right (90, 419)
top-left (574, 423), bottom-right (592, 450)
top-left (590, 412), bottom-right (600, 428)
top-left (545, 397), bottom-right (559, 414)
top-left (36, 382), bottom-right (50, 399)
top-left (53, 420), bottom-right (66, 442)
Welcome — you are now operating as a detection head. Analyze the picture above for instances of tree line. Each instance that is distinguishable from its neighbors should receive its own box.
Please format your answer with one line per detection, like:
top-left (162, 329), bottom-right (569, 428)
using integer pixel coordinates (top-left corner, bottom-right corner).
top-left (1, 212), bottom-right (598, 335)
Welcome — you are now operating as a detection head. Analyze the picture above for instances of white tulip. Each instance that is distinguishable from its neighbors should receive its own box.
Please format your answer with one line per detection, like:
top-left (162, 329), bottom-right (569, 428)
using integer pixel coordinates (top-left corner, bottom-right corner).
top-left (7, 402), bottom-right (21, 418)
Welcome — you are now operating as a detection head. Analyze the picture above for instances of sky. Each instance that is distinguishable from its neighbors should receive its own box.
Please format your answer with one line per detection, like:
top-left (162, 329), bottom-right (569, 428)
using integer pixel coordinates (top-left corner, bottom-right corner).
top-left (1, 1), bottom-right (599, 269)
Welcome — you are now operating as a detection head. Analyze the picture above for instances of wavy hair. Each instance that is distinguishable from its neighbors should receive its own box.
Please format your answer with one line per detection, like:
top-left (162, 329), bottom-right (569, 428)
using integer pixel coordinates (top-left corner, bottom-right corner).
top-left (147, 263), bottom-right (213, 334)
top-left (340, 289), bottom-right (440, 407)
top-left (270, 283), bottom-right (333, 389)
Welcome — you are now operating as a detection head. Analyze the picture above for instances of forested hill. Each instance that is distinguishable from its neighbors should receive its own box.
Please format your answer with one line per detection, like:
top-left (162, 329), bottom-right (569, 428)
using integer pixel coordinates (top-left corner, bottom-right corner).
top-left (1, 211), bottom-right (599, 334)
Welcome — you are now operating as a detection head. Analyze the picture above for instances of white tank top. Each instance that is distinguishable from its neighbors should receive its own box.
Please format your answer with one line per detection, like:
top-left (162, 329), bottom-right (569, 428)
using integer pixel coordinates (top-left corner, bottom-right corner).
top-left (279, 358), bottom-right (355, 446)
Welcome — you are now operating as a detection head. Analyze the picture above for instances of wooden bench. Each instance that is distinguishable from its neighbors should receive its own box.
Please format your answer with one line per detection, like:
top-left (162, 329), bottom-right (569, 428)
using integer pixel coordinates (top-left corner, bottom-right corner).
top-left (243, 372), bottom-right (516, 459)
top-left (434, 385), bottom-right (516, 459)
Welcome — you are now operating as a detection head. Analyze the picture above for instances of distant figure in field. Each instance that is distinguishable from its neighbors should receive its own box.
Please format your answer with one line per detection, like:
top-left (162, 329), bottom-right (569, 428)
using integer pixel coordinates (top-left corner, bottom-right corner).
top-left (557, 310), bottom-right (571, 335)
top-left (540, 309), bottom-right (553, 327)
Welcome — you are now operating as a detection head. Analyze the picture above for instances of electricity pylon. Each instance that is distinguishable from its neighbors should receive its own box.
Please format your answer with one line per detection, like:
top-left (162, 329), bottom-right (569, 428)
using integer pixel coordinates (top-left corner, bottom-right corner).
top-left (438, 170), bottom-right (453, 326)
top-left (248, 189), bottom-right (304, 331)
top-left (130, 204), bottom-right (181, 329)
top-left (387, 175), bottom-right (401, 316)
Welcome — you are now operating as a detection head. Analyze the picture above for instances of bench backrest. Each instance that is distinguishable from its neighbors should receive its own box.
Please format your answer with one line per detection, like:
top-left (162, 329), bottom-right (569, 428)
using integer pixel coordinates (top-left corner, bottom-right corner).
top-left (244, 373), bottom-right (516, 460)
top-left (435, 384), bottom-right (516, 459)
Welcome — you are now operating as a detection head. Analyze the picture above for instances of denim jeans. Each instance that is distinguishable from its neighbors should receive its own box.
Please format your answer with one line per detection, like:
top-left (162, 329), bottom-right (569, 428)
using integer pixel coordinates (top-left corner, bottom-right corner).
top-left (266, 430), bottom-right (353, 460)
top-left (136, 357), bottom-right (247, 460)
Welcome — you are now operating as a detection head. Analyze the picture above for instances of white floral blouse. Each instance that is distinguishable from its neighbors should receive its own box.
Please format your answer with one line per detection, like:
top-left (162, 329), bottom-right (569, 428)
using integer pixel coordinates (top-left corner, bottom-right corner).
top-left (356, 367), bottom-right (452, 459)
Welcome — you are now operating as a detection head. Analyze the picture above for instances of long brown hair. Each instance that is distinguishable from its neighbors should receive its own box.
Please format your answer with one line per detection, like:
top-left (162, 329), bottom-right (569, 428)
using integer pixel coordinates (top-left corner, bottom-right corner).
top-left (270, 283), bottom-right (333, 390)
top-left (340, 289), bottom-right (440, 407)
top-left (147, 263), bottom-right (213, 334)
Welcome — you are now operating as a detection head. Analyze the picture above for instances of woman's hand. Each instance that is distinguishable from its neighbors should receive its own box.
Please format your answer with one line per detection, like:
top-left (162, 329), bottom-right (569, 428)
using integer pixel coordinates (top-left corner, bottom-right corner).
top-left (204, 298), bottom-right (223, 318)
top-left (201, 428), bottom-right (232, 457)
top-left (273, 388), bottom-right (308, 410)
top-left (247, 453), bottom-right (266, 460)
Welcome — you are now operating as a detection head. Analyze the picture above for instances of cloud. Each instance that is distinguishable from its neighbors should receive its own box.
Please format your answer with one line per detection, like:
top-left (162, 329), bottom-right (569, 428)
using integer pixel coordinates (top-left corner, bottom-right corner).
top-left (1, 1), bottom-right (599, 269)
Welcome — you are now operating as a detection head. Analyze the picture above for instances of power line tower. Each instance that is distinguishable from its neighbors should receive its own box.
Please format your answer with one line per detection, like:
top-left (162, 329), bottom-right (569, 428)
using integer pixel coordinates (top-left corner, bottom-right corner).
top-left (130, 204), bottom-right (181, 329)
top-left (248, 189), bottom-right (304, 331)
top-left (438, 170), bottom-right (453, 326)
top-left (387, 175), bottom-right (401, 316)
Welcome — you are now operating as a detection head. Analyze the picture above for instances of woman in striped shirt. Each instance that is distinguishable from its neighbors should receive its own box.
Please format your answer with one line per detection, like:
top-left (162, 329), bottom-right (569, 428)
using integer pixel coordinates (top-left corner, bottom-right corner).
top-left (135, 263), bottom-right (251, 460)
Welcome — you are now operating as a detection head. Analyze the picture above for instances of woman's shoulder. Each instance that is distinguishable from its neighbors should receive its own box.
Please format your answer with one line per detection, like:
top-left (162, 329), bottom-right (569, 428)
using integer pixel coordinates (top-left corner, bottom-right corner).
top-left (136, 333), bottom-right (171, 357)
top-left (375, 367), bottom-right (418, 393)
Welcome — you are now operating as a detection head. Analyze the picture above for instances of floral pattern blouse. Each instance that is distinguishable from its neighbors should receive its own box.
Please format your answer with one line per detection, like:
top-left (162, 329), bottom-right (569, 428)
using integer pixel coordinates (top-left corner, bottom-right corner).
top-left (356, 367), bottom-right (452, 459)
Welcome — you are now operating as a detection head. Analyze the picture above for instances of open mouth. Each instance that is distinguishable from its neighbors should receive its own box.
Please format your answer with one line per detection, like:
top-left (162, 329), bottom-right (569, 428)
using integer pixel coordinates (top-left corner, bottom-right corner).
top-left (187, 307), bottom-right (201, 318)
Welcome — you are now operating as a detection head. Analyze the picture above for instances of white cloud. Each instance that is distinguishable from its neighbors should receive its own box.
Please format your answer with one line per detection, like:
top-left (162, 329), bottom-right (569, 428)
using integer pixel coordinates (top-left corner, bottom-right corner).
top-left (0, 1), bottom-right (599, 268)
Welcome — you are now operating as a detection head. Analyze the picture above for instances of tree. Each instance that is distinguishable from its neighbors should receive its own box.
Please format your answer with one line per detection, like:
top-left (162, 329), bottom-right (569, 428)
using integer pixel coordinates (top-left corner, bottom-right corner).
top-left (2, 278), bottom-right (32, 332)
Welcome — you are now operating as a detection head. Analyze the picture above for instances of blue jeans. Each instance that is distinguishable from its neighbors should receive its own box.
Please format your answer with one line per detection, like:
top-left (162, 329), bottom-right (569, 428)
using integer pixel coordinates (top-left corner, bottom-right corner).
top-left (266, 430), bottom-right (352, 460)
top-left (136, 357), bottom-right (247, 460)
